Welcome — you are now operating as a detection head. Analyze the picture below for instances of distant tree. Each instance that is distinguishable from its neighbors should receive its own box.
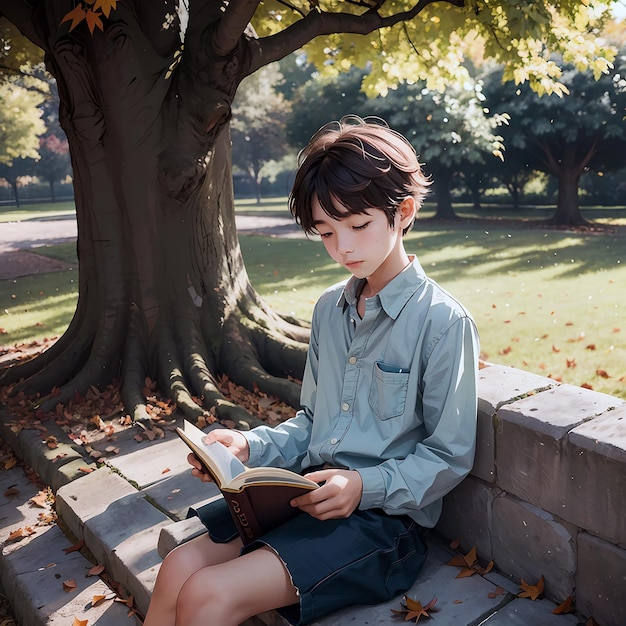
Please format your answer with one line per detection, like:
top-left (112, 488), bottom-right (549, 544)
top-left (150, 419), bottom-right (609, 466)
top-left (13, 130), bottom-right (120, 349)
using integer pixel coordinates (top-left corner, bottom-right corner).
top-left (0, 156), bottom-right (35, 206)
top-left (490, 48), bottom-right (626, 226)
top-left (275, 53), bottom-right (315, 101)
top-left (32, 80), bottom-right (71, 201)
top-left (286, 66), bottom-right (370, 151)
top-left (231, 63), bottom-right (291, 204)
top-left (34, 133), bottom-right (71, 201)
top-left (0, 19), bottom-right (47, 169)
top-left (373, 79), bottom-right (509, 219)
top-left (0, 80), bottom-right (46, 166)
top-left (459, 159), bottom-right (500, 211)
top-left (581, 167), bottom-right (626, 206)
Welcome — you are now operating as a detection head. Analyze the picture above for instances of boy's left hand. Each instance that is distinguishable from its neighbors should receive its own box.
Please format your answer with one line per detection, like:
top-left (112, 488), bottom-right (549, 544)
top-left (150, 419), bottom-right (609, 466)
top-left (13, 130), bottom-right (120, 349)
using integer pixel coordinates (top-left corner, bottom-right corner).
top-left (291, 469), bottom-right (363, 520)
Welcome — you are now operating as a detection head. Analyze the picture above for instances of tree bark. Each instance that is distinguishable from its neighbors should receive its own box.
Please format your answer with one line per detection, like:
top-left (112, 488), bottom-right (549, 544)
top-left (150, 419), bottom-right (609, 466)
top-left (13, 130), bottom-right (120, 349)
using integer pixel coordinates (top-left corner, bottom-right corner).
top-left (431, 169), bottom-right (458, 220)
top-left (0, 0), bottom-right (309, 427)
top-left (544, 143), bottom-right (590, 227)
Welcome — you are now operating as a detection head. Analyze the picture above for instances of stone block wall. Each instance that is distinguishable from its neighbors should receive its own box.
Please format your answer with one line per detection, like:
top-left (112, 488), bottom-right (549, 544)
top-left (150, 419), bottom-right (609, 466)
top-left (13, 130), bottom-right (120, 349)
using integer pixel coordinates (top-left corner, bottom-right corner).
top-left (436, 363), bottom-right (626, 626)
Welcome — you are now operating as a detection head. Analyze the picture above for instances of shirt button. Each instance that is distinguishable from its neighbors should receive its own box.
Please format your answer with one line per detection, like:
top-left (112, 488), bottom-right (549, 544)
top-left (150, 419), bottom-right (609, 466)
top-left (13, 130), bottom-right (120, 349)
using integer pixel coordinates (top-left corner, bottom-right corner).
top-left (348, 356), bottom-right (357, 365)
top-left (330, 438), bottom-right (338, 445)
top-left (342, 403), bottom-right (350, 412)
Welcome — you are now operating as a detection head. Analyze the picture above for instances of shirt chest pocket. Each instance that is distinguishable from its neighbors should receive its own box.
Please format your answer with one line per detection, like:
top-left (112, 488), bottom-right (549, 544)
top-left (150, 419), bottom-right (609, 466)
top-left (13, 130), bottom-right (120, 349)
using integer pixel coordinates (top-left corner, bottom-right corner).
top-left (368, 362), bottom-right (410, 420)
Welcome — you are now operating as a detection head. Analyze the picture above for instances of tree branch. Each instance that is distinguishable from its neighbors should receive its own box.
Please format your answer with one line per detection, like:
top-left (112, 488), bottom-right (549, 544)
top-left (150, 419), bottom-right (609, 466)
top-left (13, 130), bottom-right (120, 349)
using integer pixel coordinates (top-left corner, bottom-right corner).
top-left (0, 0), bottom-right (45, 49)
top-left (214, 0), bottom-right (261, 57)
top-left (247, 0), bottom-right (445, 74)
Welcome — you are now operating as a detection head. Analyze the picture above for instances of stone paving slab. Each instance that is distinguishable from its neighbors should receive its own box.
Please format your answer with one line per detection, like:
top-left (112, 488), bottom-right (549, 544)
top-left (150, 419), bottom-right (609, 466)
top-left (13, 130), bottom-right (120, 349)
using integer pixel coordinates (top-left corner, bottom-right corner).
top-left (0, 458), bottom-right (133, 626)
top-left (8, 525), bottom-right (136, 626)
top-left (480, 597), bottom-right (578, 624)
top-left (142, 467), bottom-right (219, 522)
top-left (101, 433), bottom-right (192, 490)
top-left (55, 468), bottom-right (172, 614)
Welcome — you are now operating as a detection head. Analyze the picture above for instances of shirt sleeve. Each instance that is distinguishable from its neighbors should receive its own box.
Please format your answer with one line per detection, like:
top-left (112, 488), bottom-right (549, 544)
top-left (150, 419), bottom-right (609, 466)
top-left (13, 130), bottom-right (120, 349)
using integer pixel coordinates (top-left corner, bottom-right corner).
top-left (243, 303), bottom-right (321, 471)
top-left (356, 316), bottom-right (479, 526)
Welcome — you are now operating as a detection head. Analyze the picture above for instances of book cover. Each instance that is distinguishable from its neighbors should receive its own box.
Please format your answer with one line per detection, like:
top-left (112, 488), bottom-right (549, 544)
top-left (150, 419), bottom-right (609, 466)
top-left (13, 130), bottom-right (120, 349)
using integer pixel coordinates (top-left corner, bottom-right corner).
top-left (176, 420), bottom-right (318, 544)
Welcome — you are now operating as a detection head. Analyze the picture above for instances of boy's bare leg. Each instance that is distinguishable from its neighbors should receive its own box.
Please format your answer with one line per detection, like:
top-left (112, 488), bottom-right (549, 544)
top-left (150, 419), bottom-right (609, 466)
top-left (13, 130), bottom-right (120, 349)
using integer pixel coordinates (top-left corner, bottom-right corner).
top-left (176, 545), bottom-right (299, 626)
top-left (143, 534), bottom-right (242, 626)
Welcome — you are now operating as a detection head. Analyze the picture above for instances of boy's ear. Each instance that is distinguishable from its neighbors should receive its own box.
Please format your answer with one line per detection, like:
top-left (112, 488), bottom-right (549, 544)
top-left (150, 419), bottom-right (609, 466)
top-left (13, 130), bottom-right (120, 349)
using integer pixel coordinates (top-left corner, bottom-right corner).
top-left (398, 197), bottom-right (417, 228)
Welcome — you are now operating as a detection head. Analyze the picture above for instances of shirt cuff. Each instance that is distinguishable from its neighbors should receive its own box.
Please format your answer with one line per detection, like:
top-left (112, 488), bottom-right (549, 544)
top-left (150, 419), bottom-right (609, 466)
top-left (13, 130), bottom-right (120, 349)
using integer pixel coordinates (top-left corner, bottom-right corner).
top-left (242, 432), bottom-right (264, 466)
top-left (356, 466), bottom-right (386, 510)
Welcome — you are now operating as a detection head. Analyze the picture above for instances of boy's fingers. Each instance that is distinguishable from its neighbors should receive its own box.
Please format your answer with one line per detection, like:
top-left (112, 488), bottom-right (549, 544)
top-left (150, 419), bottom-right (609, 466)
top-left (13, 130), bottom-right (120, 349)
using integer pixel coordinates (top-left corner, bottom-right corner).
top-left (302, 469), bottom-right (333, 483)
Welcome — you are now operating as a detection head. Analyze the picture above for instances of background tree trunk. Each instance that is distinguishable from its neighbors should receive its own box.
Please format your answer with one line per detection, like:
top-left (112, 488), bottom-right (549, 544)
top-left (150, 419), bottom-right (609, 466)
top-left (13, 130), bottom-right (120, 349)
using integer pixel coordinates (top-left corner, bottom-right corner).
top-left (546, 144), bottom-right (589, 227)
top-left (432, 170), bottom-right (458, 220)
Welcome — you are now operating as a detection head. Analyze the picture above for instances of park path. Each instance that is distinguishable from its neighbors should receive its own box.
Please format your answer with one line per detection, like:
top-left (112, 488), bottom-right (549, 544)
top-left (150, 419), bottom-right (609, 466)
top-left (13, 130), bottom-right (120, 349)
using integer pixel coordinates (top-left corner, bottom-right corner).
top-left (0, 213), bottom-right (306, 280)
top-left (0, 213), bottom-right (304, 254)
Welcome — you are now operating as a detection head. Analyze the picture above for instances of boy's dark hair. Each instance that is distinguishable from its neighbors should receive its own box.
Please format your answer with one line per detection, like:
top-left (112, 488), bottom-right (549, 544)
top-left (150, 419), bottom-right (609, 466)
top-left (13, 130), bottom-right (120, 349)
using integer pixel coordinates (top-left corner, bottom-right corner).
top-left (289, 115), bottom-right (431, 236)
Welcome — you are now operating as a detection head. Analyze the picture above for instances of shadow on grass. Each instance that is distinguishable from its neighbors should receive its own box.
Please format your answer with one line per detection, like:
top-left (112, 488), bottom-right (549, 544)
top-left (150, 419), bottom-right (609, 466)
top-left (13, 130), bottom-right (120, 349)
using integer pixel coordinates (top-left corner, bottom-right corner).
top-left (409, 218), bottom-right (625, 282)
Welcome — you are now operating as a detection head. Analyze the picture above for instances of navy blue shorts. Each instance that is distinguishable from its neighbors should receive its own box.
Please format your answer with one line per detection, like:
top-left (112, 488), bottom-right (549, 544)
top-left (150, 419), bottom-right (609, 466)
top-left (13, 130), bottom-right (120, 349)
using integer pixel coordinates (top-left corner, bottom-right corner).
top-left (190, 498), bottom-right (427, 625)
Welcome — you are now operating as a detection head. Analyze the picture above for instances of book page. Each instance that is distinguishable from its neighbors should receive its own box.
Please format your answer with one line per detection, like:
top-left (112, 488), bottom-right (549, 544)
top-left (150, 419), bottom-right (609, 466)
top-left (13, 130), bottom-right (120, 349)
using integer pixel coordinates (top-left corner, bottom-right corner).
top-left (177, 421), bottom-right (247, 487)
top-left (228, 466), bottom-right (318, 491)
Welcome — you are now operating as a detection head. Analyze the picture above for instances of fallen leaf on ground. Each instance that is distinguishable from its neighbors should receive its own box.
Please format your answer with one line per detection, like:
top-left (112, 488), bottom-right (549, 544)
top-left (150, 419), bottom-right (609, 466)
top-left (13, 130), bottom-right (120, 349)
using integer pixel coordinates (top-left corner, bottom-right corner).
top-left (63, 540), bottom-right (85, 554)
top-left (552, 596), bottom-right (573, 614)
top-left (30, 491), bottom-right (49, 508)
top-left (63, 579), bottom-right (78, 592)
top-left (488, 586), bottom-right (506, 599)
top-left (390, 596), bottom-right (438, 622)
top-left (518, 575), bottom-right (544, 601)
top-left (87, 564), bottom-right (105, 577)
top-left (446, 545), bottom-right (492, 578)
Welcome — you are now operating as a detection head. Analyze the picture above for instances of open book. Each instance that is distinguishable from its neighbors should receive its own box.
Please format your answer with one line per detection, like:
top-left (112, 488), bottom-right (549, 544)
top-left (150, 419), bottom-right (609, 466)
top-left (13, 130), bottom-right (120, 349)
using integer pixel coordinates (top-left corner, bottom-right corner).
top-left (176, 420), bottom-right (318, 544)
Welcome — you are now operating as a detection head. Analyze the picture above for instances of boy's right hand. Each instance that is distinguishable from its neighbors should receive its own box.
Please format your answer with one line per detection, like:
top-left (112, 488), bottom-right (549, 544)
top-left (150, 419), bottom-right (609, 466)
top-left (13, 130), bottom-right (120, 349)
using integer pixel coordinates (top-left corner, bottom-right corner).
top-left (187, 428), bottom-right (251, 482)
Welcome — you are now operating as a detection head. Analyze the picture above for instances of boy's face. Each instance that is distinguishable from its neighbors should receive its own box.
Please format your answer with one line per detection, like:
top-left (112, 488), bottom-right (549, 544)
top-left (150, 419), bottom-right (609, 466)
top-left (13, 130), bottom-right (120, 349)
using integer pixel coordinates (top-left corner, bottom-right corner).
top-left (311, 196), bottom-right (415, 290)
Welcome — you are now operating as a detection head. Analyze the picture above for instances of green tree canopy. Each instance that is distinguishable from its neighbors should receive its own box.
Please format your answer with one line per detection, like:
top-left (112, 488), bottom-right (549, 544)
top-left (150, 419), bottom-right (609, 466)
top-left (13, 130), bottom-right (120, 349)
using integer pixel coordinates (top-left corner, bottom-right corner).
top-left (490, 46), bottom-right (626, 225)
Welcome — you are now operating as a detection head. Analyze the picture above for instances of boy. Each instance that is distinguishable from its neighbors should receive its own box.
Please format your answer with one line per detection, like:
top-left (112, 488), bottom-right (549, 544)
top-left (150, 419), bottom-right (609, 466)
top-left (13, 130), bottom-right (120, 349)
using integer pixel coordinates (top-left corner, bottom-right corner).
top-left (143, 116), bottom-right (479, 626)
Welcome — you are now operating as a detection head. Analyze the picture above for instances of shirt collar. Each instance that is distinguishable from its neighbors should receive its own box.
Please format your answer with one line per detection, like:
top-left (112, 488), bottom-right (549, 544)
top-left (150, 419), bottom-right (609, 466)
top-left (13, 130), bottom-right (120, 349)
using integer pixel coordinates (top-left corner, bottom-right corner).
top-left (337, 256), bottom-right (427, 320)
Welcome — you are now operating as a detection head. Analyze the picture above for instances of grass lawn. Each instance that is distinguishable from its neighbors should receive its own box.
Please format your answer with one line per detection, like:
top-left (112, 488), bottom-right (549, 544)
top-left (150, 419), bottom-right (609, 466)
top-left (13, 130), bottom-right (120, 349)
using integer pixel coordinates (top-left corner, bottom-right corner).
top-left (1, 201), bottom-right (624, 400)
top-left (242, 218), bottom-right (625, 400)
top-left (0, 200), bottom-right (76, 223)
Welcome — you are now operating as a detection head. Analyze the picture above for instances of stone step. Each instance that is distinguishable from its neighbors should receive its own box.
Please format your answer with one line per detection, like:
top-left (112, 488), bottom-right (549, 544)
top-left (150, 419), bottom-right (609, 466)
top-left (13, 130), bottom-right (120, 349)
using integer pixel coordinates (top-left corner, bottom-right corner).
top-left (0, 459), bottom-right (134, 626)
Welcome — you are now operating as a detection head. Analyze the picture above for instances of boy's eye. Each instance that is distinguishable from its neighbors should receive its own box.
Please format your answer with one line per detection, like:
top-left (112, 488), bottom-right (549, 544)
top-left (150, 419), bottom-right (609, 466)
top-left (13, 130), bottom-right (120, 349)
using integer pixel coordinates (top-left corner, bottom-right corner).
top-left (319, 231), bottom-right (333, 238)
top-left (353, 222), bottom-right (370, 231)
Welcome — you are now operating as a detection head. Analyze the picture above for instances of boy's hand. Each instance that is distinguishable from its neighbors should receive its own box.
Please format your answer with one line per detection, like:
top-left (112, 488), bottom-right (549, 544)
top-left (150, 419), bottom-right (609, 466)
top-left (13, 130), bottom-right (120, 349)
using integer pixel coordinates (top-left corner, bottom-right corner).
top-left (203, 428), bottom-right (250, 462)
top-left (291, 469), bottom-right (363, 520)
top-left (187, 428), bottom-right (250, 482)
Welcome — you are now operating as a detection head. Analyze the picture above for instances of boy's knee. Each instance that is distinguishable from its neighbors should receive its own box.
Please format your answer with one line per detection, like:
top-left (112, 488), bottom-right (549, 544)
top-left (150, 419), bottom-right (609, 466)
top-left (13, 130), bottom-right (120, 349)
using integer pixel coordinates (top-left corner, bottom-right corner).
top-left (176, 569), bottom-right (229, 623)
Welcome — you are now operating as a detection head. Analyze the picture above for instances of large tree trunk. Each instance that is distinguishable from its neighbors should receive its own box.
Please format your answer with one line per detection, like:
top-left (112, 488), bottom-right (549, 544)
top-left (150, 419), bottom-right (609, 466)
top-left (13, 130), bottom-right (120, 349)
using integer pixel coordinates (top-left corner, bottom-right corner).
top-left (1, 1), bottom-right (308, 426)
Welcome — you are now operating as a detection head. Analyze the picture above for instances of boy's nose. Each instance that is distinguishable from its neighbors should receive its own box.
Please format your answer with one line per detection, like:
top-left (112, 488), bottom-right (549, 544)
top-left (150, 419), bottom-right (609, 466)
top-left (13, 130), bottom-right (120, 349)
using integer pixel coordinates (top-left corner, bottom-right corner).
top-left (336, 234), bottom-right (355, 254)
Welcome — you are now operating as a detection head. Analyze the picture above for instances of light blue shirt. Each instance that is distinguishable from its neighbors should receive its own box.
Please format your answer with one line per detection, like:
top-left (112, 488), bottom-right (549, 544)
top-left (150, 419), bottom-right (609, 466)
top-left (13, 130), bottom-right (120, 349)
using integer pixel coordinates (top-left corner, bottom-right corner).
top-left (245, 257), bottom-right (479, 527)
